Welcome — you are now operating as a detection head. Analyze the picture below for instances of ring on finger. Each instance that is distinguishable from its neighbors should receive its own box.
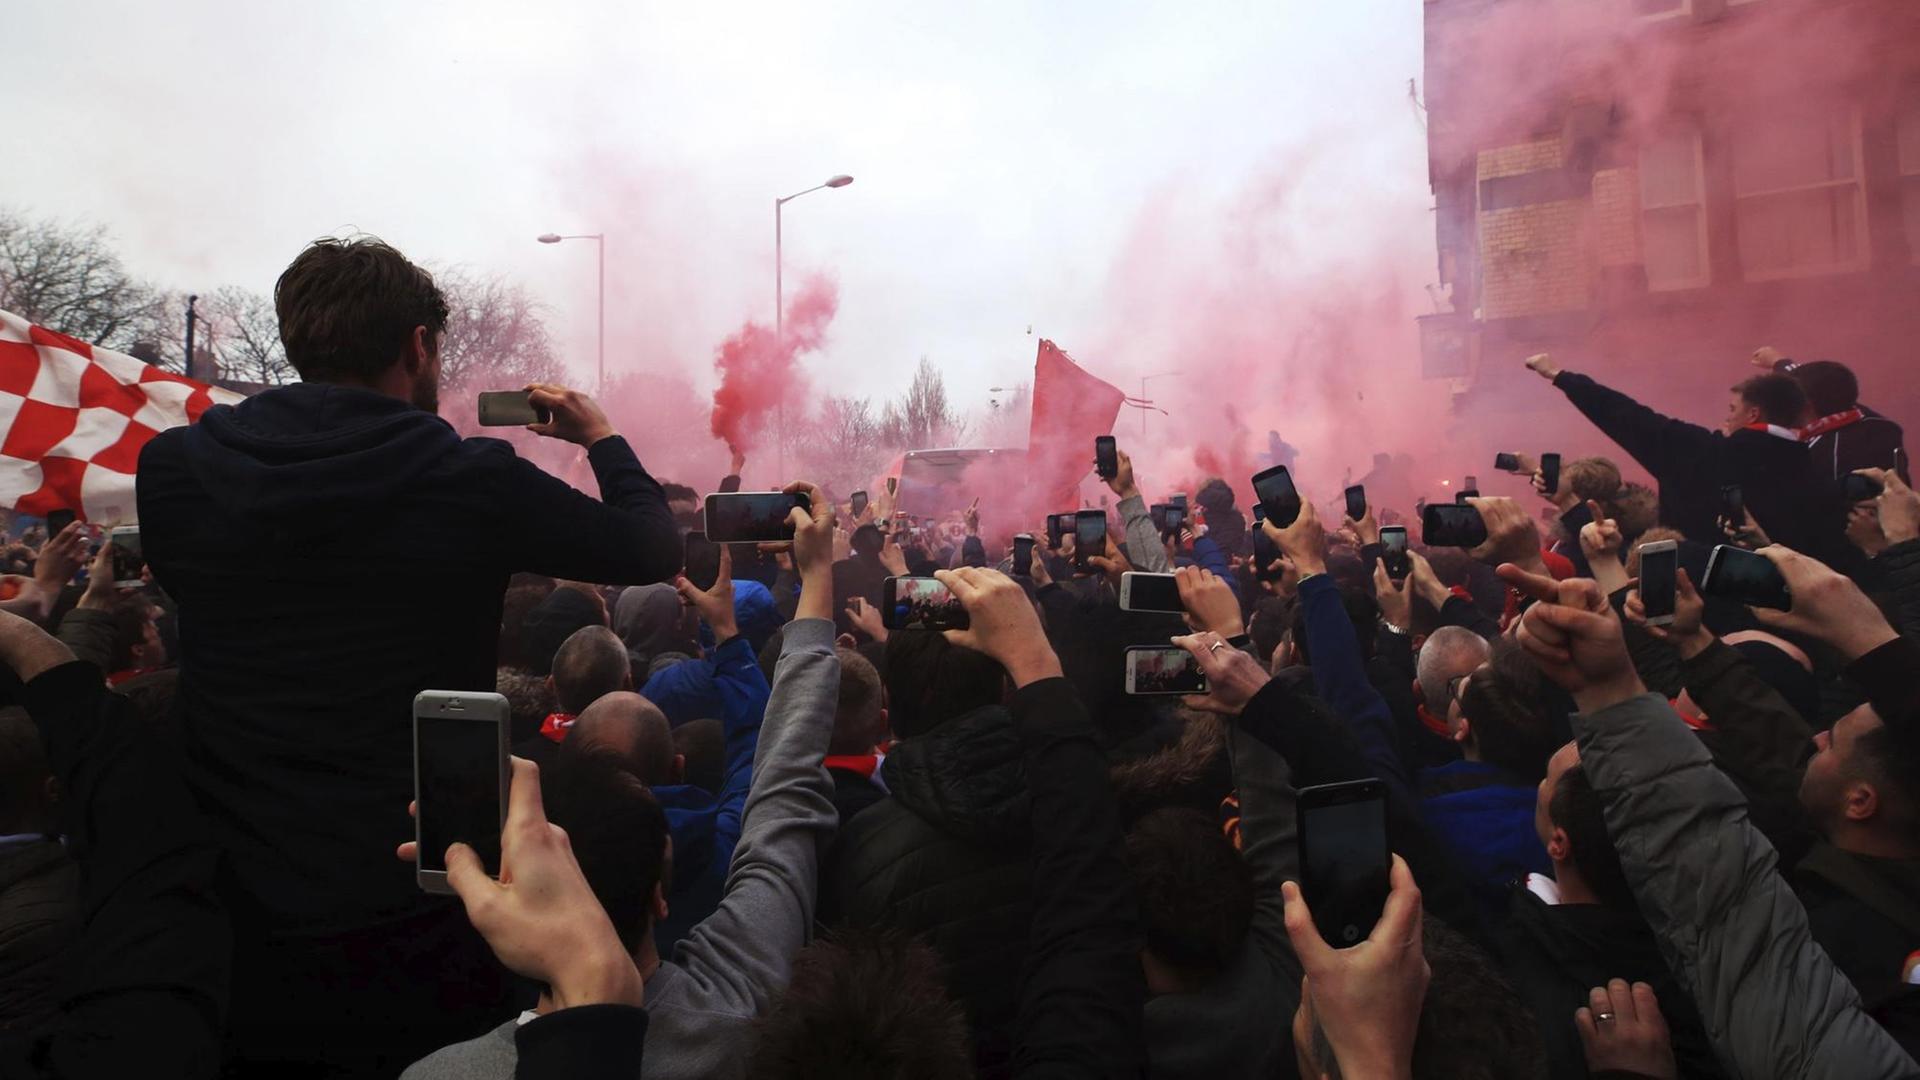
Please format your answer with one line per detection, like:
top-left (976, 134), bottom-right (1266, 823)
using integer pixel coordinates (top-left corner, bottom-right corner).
top-left (1595, 1012), bottom-right (1615, 1023)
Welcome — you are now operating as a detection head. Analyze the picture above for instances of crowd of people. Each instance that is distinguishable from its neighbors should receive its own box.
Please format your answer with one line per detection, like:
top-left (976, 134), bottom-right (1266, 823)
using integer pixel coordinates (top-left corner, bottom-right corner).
top-left (0, 233), bottom-right (1917, 1079)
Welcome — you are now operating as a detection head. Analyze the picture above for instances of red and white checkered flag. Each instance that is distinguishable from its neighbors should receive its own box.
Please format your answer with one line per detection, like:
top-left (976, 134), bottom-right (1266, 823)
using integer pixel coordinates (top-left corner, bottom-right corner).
top-left (0, 309), bottom-right (243, 523)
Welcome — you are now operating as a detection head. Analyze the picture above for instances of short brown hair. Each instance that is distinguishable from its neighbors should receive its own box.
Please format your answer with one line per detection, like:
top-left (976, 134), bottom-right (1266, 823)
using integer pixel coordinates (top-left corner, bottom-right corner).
top-left (1733, 374), bottom-right (1810, 428)
top-left (275, 236), bottom-right (448, 382)
top-left (833, 647), bottom-right (885, 755)
top-left (750, 930), bottom-right (971, 1080)
top-left (1562, 457), bottom-right (1621, 503)
top-left (1606, 484), bottom-right (1661, 545)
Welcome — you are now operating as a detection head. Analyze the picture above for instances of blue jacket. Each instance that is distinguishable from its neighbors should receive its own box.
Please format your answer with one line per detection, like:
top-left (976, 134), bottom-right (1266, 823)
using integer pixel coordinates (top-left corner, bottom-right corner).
top-left (651, 581), bottom-right (780, 726)
top-left (1418, 759), bottom-right (1551, 913)
top-left (647, 634), bottom-right (771, 954)
top-left (1299, 573), bottom-right (1407, 795)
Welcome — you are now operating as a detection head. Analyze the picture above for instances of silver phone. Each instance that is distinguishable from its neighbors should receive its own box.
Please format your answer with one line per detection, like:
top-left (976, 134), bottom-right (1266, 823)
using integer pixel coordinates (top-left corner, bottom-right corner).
top-left (1118, 572), bottom-right (1183, 614)
top-left (1637, 540), bottom-right (1679, 628)
top-left (413, 690), bottom-right (510, 895)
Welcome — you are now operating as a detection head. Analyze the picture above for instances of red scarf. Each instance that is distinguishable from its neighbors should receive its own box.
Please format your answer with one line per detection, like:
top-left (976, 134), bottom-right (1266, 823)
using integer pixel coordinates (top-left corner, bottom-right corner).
top-left (1801, 407), bottom-right (1865, 440)
top-left (107, 667), bottom-right (157, 687)
top-left (539, 712), bottom-right (576, 743)
top-left (823, 753), bottom-right (881, 779)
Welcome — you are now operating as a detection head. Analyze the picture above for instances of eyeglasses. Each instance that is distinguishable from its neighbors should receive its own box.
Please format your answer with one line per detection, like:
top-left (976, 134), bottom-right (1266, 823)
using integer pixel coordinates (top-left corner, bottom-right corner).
top-left (1446, 673), bottom-right (1471, 705)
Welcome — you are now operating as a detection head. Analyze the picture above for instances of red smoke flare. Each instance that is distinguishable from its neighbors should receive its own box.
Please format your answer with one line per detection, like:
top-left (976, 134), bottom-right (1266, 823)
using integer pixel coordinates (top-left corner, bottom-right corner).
top-left (709, 275), bottom-right (839, 455)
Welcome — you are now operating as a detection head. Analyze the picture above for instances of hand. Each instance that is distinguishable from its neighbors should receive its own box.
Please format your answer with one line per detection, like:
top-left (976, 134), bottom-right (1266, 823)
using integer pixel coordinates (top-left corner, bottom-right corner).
top-left (1407, 549), bottom-right (1451, 612)
top-left (1873, 469), bottom-right (1920, 545)
top-left (1468, 497), bottom-right (1546, 576)
top-left (1087, 534), bottom-right (1133, 590)
top-left (1107, 447), bottom-right (1140, 501)
top-left (525, 384), bottom-right (615, 447)
top-left (878, 531), bottom-right (909, 576)
top-left (786, 482), bottom-right (836, 622)
top-left (1261, 555), bottom-right (1301, 599)
top-left (1374, 562), bottom-right (1412, 631)
top-left (1347, 505), bottom-right (1380, 547)
top-left (78, 539), bottom-right (119, 610)
top-left (1533, 469), bottom-right (1579, 512)
top-left (1507, 453), bottom-right (1539, 477)
top-left (935, 567), bottom-right (1061, 688)
top-left (1028, 548), bottom-right (1054, 588)
top-left (730, 447), bottom-right (747, 476)
top-left (1576, 980), bottom-right (1678, 1080)
top-left (1266, 497), bottom-right (1328, 576)
top-left (33, 523), bottom-right (87, 593)
top-left (1172, 631), bottom-right (1271, 716)
top-left (1625, 567), bottom-right (1711, 659)
top-left (1525, 352), bottom-right (1561, 380)
top-left (1499, 564), bottom-right (1646, 713)
top-left (964, 498), bottom-right (981, 537)
top-left (1749, 545), bottom-right (1898, 661)
top-left (0, 577), bottom-right (52, 623)
top-left (1721, 507), bottom-right (1770, 550)
top-left (434, 758), bottom-right (643, 1011)
top-left (1847, 503), bottom-right (1889, 558)
top-left (845, 596), bottom-right (887, 643)
top-left (1176, 566), bottom-right (1243, 638)
top-left (674, 546), bottom-right (738, 645)
top-left (1750, 345), bottom-right (1785, 371)
top-left (1578, 506), bottom-right (1622, 563)
top-left (1283, 856), bottom-right (1428, 1080)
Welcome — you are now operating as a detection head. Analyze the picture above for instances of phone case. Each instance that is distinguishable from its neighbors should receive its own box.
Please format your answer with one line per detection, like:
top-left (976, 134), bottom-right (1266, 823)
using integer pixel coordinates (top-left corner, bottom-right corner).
top-left (413, 691), bottom-right (510, 895)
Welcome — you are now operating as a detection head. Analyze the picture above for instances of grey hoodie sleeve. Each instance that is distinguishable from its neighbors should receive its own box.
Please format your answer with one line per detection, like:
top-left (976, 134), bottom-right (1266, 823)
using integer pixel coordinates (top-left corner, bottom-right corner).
top-left (1574, 692), bottom-right (1919, 1080)
top-left (668, 617), bottom-right (840, 1017)
top-left (1118, 494), bottom-right (1170, 573)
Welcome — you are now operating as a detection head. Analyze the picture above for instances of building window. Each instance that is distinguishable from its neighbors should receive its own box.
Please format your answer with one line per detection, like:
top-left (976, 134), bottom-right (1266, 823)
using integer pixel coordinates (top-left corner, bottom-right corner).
top-left (1731, 108), bottom-right (1868, 279)
top-left (1899, 99), bottom-right (1920, 264)
top-left (1639, 130), bottom-right (1709, 290)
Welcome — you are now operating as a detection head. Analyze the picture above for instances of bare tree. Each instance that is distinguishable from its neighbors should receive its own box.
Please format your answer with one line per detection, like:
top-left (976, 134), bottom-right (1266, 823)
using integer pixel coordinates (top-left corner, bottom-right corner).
top-left (433, 268), bottom-right (566, 394)
top-left (794, 395), bottom-right (892, 496)
top-left (202, 286), bottom-right (296, 385)
top-left (879, 356), bottom-right (970, 450)
top-left (0, 208), bottom-right (162, 349)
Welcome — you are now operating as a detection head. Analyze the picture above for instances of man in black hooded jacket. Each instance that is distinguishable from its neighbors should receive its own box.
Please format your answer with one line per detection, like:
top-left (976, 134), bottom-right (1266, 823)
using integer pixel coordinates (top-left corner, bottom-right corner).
top-left (136, 237), bottom-right (680, 1076)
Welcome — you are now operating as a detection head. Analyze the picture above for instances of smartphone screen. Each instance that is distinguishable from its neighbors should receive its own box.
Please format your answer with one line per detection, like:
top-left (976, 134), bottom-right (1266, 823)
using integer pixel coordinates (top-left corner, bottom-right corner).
top-left (1012, 534), bottom-right (1035, 577)
top-left (476, 390), bottom-right (549, 427)
top-left (1844, 473), bottom-right (1883, 503)
top-left (1125, 646), bottom-right (1208, 695)
top-left (1252, 465), bottom-right (1302, 528)
top-left (1046, 514), bottom-right (1070, 550)
top-left (414, 705), bottom-right (505, 881)
top-left (883, 576), bottom-right (970, 631)
top-left (1638, 542), bottom-right (1678, 623)
top-left (1298, 779), bottom-right (1390, 947)
top-left (1380, 526), bottom-right (1410, 581)
top-left (1149, 503), bottom-right (1170, 534)
top-left (1702, 544), bottom-right (1792, 610)
top-left (1075, 510), bottom-right (1108, 567)
top-left (683, 531), bottom-right (722, 592)
top-left (850, 490), bottom-right (870, 518)
top-left (1344, 485), bottom-right (1367, 522)
top-left (704, 492), bottom-right (811, 543)
top-left (109, 527), bottom-right (145, 587)
top-left (1121, 572), bottom-right (1184, 613)
top-left (46, 508), bottom-right (76, 536)
top-left (1422, 503), bottom-right (1488, 549)
top-left (1719, 484), bottom-right (1745, 522)
top-left (1164, 506), bottom-right (1186, 534)
top-left (1540, 453), bottom-right (1562, 497)
top-left (1494, 453), bottom-right (1521, 473)
top-left (1252, 510), bottom-right (1284, 581)
top-left (1095, 436), bottom-right (1118, 480)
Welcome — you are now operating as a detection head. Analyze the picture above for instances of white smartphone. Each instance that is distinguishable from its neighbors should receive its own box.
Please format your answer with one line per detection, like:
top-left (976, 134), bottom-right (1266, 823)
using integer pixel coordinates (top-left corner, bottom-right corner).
top-left (1637, 540), bottom-right (1679, 628)
top-left (1118, 571), bottom-right (1183, 614)
top-left (413, 690), bottom-right (510, 895)
top-left (1124, 645), bottom-right (1209, 696)
top-left (108, 526), bottom-right (144, 588)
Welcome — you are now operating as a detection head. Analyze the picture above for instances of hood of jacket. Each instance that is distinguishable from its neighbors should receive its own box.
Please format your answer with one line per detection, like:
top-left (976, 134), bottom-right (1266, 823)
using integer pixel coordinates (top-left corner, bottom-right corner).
top-left (879, 704), bottom-right (1028, 844)
top-left (614, 584), bottom-right (695, 667)
top-left (170, 383), bottom-right (463, 542)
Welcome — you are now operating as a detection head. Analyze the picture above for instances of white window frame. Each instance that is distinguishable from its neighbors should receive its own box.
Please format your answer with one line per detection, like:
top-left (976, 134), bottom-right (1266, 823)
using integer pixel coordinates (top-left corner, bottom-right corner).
top-left (1732, 108), bottom-right (1870, 281)
top-left (1638, 129), bottom-right (1711, 291)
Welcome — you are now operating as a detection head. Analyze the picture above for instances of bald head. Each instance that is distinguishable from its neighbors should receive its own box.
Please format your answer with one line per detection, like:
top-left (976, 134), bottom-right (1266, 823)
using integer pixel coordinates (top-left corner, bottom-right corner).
top-left (551, 626), bottom-right (633, 714)
top-left (1417, 626), bottom-right (1492, 715)
top-left (567, 691), bottom-right (675, 785)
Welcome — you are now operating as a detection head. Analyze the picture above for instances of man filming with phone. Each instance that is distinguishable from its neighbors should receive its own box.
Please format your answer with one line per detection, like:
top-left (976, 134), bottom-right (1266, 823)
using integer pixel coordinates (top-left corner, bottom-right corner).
top-left (135, 236), bottom-right (682, 1076)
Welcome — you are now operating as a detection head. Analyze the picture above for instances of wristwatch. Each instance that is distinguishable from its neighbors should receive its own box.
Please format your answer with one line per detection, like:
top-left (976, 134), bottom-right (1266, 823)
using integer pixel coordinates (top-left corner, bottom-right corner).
top-left (1378, 620), bottom-right (1410, 636)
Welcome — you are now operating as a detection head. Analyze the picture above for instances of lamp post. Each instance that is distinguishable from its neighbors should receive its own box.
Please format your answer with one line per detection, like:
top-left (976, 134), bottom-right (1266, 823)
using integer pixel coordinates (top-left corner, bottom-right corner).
top-left (536, 232), bottom-right (606, 395)
top-left (773, 175), bottom-right (852, 477)
top-left (1139, 370), bottom-right (1181, 437)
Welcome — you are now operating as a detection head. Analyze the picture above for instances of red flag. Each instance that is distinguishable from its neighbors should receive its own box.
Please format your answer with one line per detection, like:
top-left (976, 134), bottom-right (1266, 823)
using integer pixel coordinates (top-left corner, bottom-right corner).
top-left (1027, 340), bottom-right (1125, 508)
top-left (0, 309), bottom-right (243, 523)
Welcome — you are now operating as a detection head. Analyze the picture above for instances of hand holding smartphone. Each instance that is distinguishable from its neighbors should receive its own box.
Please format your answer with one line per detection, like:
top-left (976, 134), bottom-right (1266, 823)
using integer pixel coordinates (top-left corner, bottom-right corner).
top-left (1701, 544), bottom-right (1792, 610)
top-left (1011, 534), bottom-right (1036, 578)
top-left (477, 391), bottom-right (552, 427)
top-left (1074, 510), bottom-right (1107, 572)
top-left (1252, 466), bottom-right (1302, 529)
top-left (1094, 436), bottom-right (1118, 481)
top-left (1296, 779), bottom-right (1390, 947)
top-left (108, 526), bottom-right (145, 588)
top-left (882, 576), bottom-right (970, 631)
top-left (414, 691), bottom-right (510, 894)
top-left (1344, 485), bottom-right (1368, 523)
top-left (704, 491), bottom-right (813, 543)
top-left (1119, 572), bottom-right (1183, 613)
top-left (1379, 525), bottom-right (1410, 581)
top-left (1636, 540), bottom-right (1678, 627)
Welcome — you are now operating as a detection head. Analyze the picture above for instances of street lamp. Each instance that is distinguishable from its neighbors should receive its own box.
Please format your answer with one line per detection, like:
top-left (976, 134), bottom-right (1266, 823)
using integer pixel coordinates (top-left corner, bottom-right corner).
top-left (536, 232), bottom-right (606, 395)
top-left (774, 175), bottom-right (853, 477)
top-left (1138, 370), bottom-right (1181, 437)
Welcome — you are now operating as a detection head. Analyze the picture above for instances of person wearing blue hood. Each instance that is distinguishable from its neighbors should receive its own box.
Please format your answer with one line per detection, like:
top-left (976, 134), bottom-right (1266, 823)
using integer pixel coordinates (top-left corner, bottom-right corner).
top-left (135, 236), bottom-right (681, 1077)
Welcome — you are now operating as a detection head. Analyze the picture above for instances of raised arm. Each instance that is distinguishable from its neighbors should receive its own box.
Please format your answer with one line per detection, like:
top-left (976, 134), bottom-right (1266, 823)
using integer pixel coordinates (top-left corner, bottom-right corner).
top-left (1526, 355), bottom-right (1719, 480)
top-left (1106, 448), bottom-right (1171, 574)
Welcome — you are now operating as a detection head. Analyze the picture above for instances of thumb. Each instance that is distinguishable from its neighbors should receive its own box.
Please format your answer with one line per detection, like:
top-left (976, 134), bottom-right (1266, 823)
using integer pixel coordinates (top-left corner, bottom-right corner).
top-left (444, 842), bottom-right (495, 907)
top-left (1281, 880), bottom-right (1334, 968)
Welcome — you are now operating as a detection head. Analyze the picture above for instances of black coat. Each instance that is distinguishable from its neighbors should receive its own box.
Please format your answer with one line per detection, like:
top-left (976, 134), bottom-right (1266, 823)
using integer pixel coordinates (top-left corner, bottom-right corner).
top-left (1807, 410), bottom-right (1907, 484)
top-left (819, 704), bottom-right (1031, 1079)
top-left (0, 839), bottom-right (78, 1036)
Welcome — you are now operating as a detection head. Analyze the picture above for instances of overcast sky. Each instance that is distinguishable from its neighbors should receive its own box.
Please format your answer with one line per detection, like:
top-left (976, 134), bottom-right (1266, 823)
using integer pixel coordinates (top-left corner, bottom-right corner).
top-left (6, 0), bottom-right (1430, 420)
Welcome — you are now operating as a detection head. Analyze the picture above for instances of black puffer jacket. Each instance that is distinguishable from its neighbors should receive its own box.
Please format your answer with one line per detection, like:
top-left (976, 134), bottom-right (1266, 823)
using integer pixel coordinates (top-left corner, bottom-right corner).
top-left (819, 704), bottom-right (1031, 1079)
top-left (0, 839), bottom-right (78, 1035)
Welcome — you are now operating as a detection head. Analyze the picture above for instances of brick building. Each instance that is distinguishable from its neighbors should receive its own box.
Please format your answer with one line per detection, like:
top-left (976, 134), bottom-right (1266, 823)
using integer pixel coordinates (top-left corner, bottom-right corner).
top-left (1420, 0), bottom-right (1920, 458)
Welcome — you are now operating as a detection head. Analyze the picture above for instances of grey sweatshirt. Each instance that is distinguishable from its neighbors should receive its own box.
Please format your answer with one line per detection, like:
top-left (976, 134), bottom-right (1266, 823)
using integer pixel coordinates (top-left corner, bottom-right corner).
top-left (401, 618), bottom-right (842, 1080)
top-left (1118, 494), bottom-right (1171, 573)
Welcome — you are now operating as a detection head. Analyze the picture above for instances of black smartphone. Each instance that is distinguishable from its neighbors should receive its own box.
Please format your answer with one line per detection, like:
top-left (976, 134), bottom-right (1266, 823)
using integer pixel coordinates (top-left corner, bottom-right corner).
top-left (1701, 544), bottom-right (1792, 610)
top-left (1124, 645), bottom-right (1208, 695)
top-left (1170, 493), bottom-right (1189, 511)
top-left (1637, 540), bottom-right (1678, 627)
top-left (1046, 513), bottom-right (1071, 550)
top-left (1011, 534), bottom-right (1036, 577)
top-left (1095, 436), bottom-right (1119, 481)
top-left (1297, 779), bottom-right (1391, 947)
top-left (413, 690), bottom-right (510, 893)
top-left (1252, 465), bottom-right (1302, 529)
top-left (1149, 503), bottom-right (1171, 534)
top-left (1074, 509), bottom-right (1107, 571)
top-left (1119, 572), bottom-right (1184, 613)
top-left (1719, 484), bottom-right (1745, 524)
top-left (1252, 511), bottom-right (1285, 582)
top-left (1422, 503), bottom-right (1488, 548)
top-left (683, 531), bottom-right (722, 592)
top-left (850, 490), bottom-right (870, 518)
top-left (46, 508), bottom-right (76, 536)
top-left (1540, 453), bottom-right (1562, 497)
top-left (1344, 485), bottom-right (1368, 522)
top-left (1380, 525), bottom-right (1410, 582)
top-left (1164, 505), bottom-right (1186, 535)
top-left (476, 391), bottom-right (550, 427)
top-left (882, 575), bottom-right (970, 631)
top-left (1844, 473), bottom-right (1883, 503)
top-left (1494, 452), bottom-right (1521, 473)
top-left (703, 491), bottom-right (811, 543)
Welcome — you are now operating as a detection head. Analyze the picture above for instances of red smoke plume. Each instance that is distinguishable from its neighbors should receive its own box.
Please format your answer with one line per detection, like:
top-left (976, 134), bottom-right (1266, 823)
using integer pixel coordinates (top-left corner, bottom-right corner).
top-left (709, 275), bottom-right (838, 455)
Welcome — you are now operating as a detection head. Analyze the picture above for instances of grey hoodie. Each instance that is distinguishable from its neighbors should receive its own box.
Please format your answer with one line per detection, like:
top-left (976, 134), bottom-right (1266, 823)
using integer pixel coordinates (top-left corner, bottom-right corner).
top-left (401, 618), bottom-right (841, 1080)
